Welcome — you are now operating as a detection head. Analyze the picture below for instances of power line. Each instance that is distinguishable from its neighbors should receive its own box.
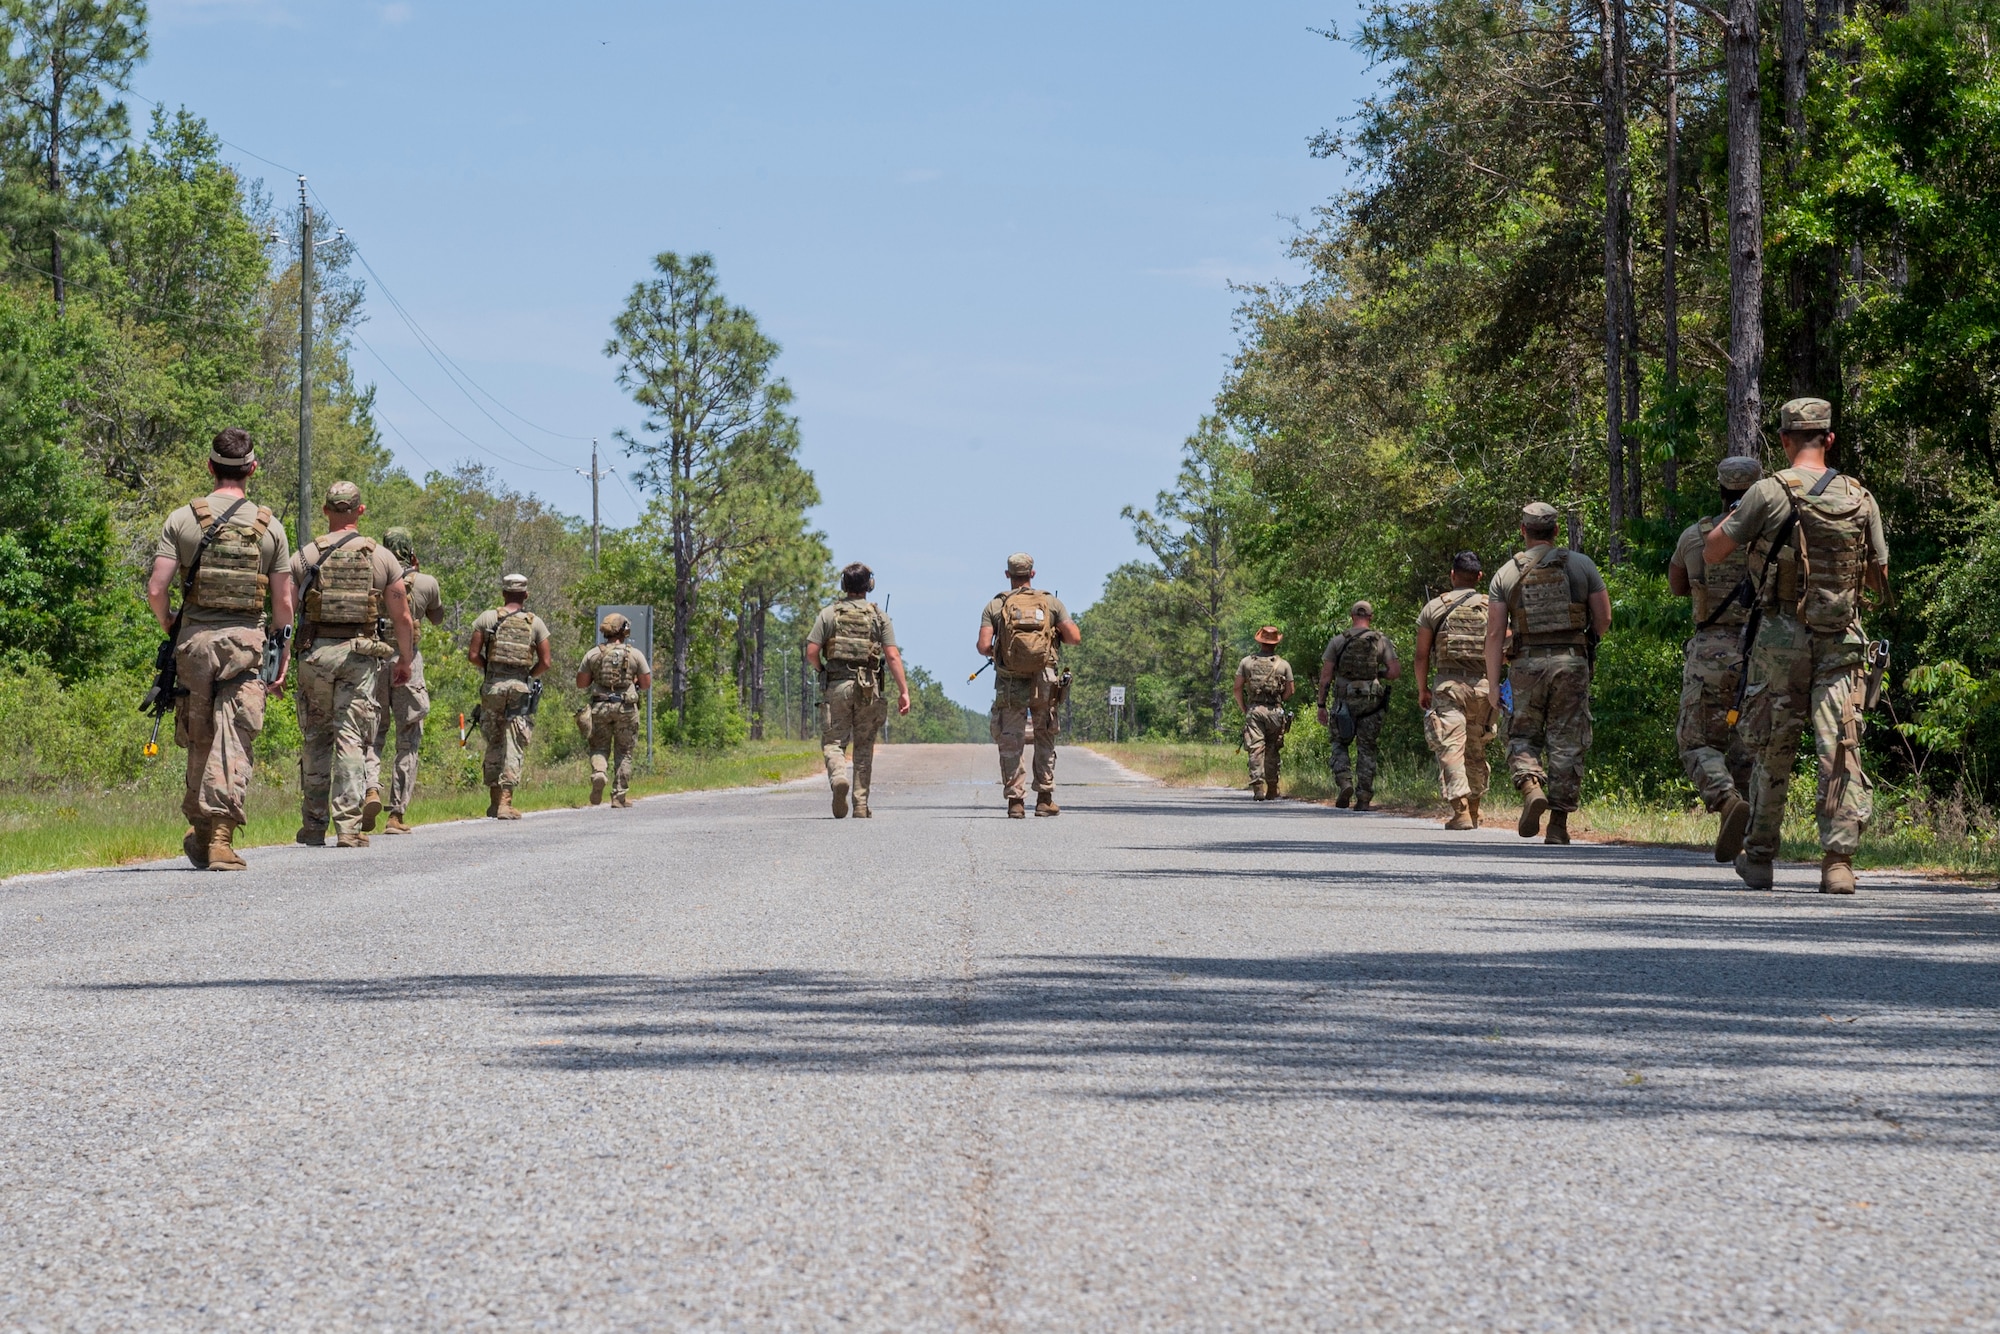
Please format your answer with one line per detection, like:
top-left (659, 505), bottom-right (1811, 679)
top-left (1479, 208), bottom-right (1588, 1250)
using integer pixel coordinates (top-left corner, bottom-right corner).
top-left (350, 330), bottom-right (568, 474)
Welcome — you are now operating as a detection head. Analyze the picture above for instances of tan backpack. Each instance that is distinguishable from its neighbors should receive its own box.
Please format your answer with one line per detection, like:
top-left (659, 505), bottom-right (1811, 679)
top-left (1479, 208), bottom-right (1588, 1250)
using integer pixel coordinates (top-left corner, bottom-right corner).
top-left (186, 498), bottom-right (274, 613)
top-left (595, 643), bottom-right (639, 695)
top-left (824, 599), bottom-right (885, 670)
top-left (996, 588), bottom-right (1059, 675)
top-left (1778, 471), bottom-right (1871, 632)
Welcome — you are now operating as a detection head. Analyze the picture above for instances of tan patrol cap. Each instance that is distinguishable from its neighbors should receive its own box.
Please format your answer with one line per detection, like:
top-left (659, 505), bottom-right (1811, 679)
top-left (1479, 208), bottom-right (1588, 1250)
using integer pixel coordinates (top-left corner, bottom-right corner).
top-left (1717, 456), bottom-right (1764, 488)
top-left (1006, 552), bottom-right (1035, 578)
top-left (501, 572), bottom-right (529, 594)
top-left (1779, 397), bottom-right (1833, 432)
top-left (1521, 500), bottom-right (1560, 525)
top-left (1351, 601), bottom-right (1373, 619)
top-left (324, 480), bottom-right (362, 512)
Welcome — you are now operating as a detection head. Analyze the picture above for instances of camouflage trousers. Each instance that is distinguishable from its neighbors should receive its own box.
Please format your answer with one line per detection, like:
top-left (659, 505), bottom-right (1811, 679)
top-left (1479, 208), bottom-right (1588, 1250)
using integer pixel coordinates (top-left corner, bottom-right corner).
top-left (1424, 675), bottom-right (1496, 802)
top-left (1736, 613), bottom-right (1871, 860)
top-left (365, 661), bottom-right (431, 817)
top-left (298, 637), bottom-right (388, 836)
top-left (1678, 627), bottom-right (1754, 812)
top-left (821, 677), bottom-right (888, 807)
top-left (991, 671), bottom-right (1058, 801)
top-left (173, 626), bottom-right (268, 828)
top-left (1243, 704), bottom-right (1287, 788)
top-left (1329, 680), bottom-right (1388, 798)
top-left (480, 679), bottom-right (537, 790)
top-left (1505, 649), bottom-right (1592, 812)
top-left (589, 701), bottom-right (642, 800)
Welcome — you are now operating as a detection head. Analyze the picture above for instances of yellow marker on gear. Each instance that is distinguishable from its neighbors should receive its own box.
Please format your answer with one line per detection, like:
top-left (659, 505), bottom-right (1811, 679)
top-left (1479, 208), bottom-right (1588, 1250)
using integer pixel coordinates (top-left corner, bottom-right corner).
top-left (143, 741), bottom-right (159, 757)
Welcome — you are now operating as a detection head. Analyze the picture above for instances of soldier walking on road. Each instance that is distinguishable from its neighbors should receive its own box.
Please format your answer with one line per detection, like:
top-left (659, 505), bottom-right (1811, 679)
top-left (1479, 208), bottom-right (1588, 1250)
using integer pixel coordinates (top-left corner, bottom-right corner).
top-left (291, 484), bottom-right (415, 848)
top-left (1317, 602), bottom-right (1400, 810)
top-left (1485, 502), bottom-right (1612, 845)
top-left (1234, 627), bottom-right (1295, 800)
top-left (1670, 458), bottom-right (1765, 863)
top-left (576, 612), bottom-right (653, 808)
top-left (1416, 553), bottom-right (1498, 830)
top-left (146, 428), bottom-right (296, 870)
top-left (977, 553), bottom-right (1080, 819)
top-left (364, 527), bottom-right (443, 835)
top-left (467, 574), bottom-right (552, 820)
top-left (806, 563), bottom-right (911, 819)
top-left (1702, 398), bottom-right (1889, 894)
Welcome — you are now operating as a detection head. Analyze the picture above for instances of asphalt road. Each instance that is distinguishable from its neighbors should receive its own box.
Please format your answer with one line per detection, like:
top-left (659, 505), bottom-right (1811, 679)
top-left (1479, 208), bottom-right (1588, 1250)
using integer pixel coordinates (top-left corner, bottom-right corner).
top-left (3, 744), bottom-right (1995, 1330)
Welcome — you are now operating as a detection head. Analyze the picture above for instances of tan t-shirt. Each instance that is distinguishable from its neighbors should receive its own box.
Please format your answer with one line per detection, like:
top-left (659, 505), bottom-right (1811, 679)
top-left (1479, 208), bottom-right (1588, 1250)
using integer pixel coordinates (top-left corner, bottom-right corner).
top-left (403, 570), bottom-right (443, 627)
top-left (289, 531), bottom-right (405, 639)
top-left (470, 606), bottom-right (551, 683)
top-left (580, 643), bottom-right (652, 698)
top-left (980, 589), bottom-right (1071, 681)
top-left (1670, 520), bottom-right (1709, 586)
top-left (153, 491), bottom-right (291, 633)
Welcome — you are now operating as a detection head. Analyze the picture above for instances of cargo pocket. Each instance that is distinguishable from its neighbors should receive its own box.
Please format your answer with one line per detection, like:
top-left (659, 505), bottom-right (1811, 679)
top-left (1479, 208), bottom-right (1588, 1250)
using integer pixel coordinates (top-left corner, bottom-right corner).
top-left (1738, 682), bottom-right (1774, 747)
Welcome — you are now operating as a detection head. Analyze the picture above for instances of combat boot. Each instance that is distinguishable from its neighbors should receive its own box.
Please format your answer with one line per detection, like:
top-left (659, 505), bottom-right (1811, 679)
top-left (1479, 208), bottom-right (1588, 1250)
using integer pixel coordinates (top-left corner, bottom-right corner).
top-left (831, 777), bottom-right (850, 819)
top-left (853, 799), bottom-right (872, 819)
top-left (1335, 784), bottom-right (1353, 809)
top-left (1544, 809), bottom-right (1570, 845)
top-left (1035, 793), bottom-right (1061, 817)
top-left (1468, 793), bottom-right (1483, 826)
top-left (1820, 853), bottom-right (1857, 895)
top-left (336, 831), bottom-right (370, 848)
top-left (1732, 853), bottom-right (1775, 890)
top-left (1249, 780), bottom-right (1266, 801)
top-left (590, 775), bottom-right (606, 806)
top-left (206, 823), bottom-right (247, 871)
top-left (1007, 798), bottom-right (1026, 819)
top-left (1444, 797), bottom-right (1475, 831)
top-left (362, 788), bottom-right (382, 833)
top-left (485, 786), bottom-right (502, 818)
top-left (1354, 792), bottom-right (1373, 812)
top-left (611, 793), bottom-right (632, 809)
top-left (296, 825), bottom-right (326, 847)
top-left (382, 814), bottom-right (413, 835)
top-left (495, 788), bottom-right (522, 821)
top-left (1714, 793), bottom-right (1751, 863)
top-left (183, 818), bottom-right (212, 868)
top-left (1517, 780), bottom-right (1549, 838)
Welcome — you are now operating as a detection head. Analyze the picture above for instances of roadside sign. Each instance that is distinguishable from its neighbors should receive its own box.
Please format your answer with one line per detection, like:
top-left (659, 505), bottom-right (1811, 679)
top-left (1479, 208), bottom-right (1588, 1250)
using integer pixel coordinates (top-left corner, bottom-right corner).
top-left (1109, 686), bottom-right (1126, 705)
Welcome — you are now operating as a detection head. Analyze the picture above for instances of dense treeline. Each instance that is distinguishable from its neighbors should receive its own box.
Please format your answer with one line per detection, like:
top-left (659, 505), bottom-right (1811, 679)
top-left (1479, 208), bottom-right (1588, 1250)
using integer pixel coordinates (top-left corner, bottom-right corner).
top-left (1073, 0), bottom-right (1999, 844)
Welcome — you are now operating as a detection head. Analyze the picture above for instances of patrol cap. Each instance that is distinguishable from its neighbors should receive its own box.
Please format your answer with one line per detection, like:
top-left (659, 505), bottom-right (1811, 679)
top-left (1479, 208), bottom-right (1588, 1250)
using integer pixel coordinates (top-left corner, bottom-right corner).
top-left (1452, 550), bottom-right (1483, 574)
top-left (324, 480), bottom-right (362, 512)
top-left (382, 526), bottom-right (416, 560)
top-left (1779, 397), bottom-right (1833, 433)
top-left (1254, 625), bottom-right (1283, 645)
top-left (1351, 600), bottom-right (1374, 619)
top-left (1521, 500), bottom-right (1560, 526)
top-left (1006, 552), bottom-right (1035, 578)
top-left (1716, 456), bottom-right (1764, 488)
top-left (500, 572), bottom-right (530, 594)
top-left (600, 611), bottom-right (629, 637)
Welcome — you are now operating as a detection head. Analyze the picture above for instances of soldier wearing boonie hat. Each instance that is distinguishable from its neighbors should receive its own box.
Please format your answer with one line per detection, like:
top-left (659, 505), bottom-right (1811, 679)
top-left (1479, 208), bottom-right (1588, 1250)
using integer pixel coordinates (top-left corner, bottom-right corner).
top-left (1702, 396), bottom-right (1891, 894)
top-left (1668, 457), bottom-right (1767, 864)
top-left (467, 572), bottom-right (551, 820)
top-left (1317, 599), bottom-right (1400, 810)
top-left (977, 552), bottom-right (1081, 818)
top-left (1234, 627), bottom-right (1296, 799)
top-left (289, 482), bottom-right (416, 849)
top-left (1486, 500), bottom-right (1612, 845)
top-left (1416, 551), bottom-right (1498, 829)
top-left (361, 526), bottom-right (444, 835)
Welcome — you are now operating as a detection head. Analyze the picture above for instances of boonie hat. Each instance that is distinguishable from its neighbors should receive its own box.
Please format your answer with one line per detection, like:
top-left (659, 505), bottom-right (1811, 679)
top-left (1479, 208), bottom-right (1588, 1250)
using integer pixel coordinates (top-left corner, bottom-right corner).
top-left (324, 481), bottom-right (362, 512)
top-left (1779, 397), bottom-right (1833, 432)
top-left (1716, 456), bottom-right (1764, 488)
top-left (1351, 601), bottom-right (1374, 619)
top-left (1006, 552), bottom-right (1035, 578)
top-left (600, 611), bottom-right (630, 637)
top-left (500, 572), bottom-right (530, 593)
top-left (1254, 625), bottom-right (1283, 646)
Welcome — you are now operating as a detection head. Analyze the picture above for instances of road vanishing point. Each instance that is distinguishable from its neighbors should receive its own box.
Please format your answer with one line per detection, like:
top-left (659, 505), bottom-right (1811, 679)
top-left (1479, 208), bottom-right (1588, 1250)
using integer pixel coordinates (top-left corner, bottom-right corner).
top-left (3, 745), bottom-right (1995, 1329)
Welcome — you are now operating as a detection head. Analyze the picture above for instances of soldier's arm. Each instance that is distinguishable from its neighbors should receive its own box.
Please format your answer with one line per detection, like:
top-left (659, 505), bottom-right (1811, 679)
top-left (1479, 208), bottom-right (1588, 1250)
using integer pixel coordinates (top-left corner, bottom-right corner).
top-left (1382, 639), bottom-right (1402, 682)
top-left (1315, 657), bottom-right (1333, 719)
top-left (635, 661), bottom-right (653, 691)
top-left (806, 641), bottom-right (823, 670)
top-left (384, 578), bottom-right (416, 686)
top-left (532, 635), bottom-right (552, 678)
top-left (147, 556), bottom-right (177, 633)
top-left (1232, 671), bottom-right (1245, 712)
top-left (1483, 599), bottom-right (1507, 698)
top-left (1589, 588), bottom-right (1613, 637)
top-left (1668, 560), bottom-right (1691, 597)
top-left (267, 570), bottom-right (297, 694)
top-left (976, 624), bottom-right (995, 658)
top-left (1413, 625), bottom-right (1434, 708)
top-left (467, 629), bottom-right (487, 669)
top-left (574, 654), bottom-right (594, 690)
top-left (1282, 668), bottom-right (1297, 700)
top-left (1057, 615), bottom-right (1081, 647)
top-left (885, 645), bottom-right (911, 715)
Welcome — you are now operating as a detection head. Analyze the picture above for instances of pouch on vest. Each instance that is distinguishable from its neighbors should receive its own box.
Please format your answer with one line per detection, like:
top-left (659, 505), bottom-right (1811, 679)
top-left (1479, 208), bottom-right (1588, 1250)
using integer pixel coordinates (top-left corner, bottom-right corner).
top-left (997, 589), bottom-right (1059, 675)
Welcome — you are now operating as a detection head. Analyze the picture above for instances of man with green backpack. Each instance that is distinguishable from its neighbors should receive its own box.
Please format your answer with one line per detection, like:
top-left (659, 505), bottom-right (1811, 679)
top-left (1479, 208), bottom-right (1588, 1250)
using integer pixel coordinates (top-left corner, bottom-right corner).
top-left (976, 553), bottom-right (1081, 818)
top-left (806, 562), bottom-right (910, 819)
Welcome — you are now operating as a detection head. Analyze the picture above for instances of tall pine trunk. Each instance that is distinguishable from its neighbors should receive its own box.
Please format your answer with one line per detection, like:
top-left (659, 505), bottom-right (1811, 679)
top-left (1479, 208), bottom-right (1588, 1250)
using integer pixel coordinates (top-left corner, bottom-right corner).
top-left (1725, 0), bottom-right (1765, 458)
top-left (1600, 0), bottom-right (1631, 558)
top-left (749, 596), bottom-right (767, 740)
top-left (1662, 0), bottom-right (1681, 522)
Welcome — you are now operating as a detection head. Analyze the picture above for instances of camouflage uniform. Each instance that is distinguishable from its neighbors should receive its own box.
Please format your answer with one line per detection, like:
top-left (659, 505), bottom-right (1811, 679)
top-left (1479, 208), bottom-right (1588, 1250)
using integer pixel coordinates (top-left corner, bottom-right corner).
top-left (1418, 588), bottom-right (1497, 803)
top-left (578, 634), bottom-right (650, 806)
top-left (1717, 442), bottom-right (1888, 871)
top-left (1490, 537), bottom-right (1606, 814)
top-left (1322, 620), bottom-right (1398, 804)
top-left (1236, 644), bottom-right (1294, 796)
top-left (364, 537), bottom-right (439, 824)
top-left (1671, 460), bottom-right (1762, 817)
top-left (983, 569), bottom-right (1071, 809)
top-left (471, 589), bottom-right (550, 797)
top-left (291, 507), bottom-right (404, 841)
top-left (154, 492), bottom-right (288, 850)
top-left (808, 595), bottom-right (897, 816)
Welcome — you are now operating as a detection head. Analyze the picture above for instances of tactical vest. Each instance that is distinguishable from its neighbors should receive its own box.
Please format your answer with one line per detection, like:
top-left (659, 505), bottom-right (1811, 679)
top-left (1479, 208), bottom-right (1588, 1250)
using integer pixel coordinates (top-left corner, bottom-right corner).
top-left (594, 643), bottom-right (639, 697)
top-left (486, 607), bottom-right (538, 674)
top-left (1433, 590), bottom-right (1488, 675)
top-left (1764, 470), bottom-right (1872, 633)
top-left (1241, 653), bottom-right (1288, 707)
top-left (186, 498), bottom-right (274, 613)
top-left (996, 588), bottom-right (1059, 676)
top-left (824, 599), bottom-right (885, 675)
top-left (1331, 628), bottom-right (1388, 683)
top-left (1692, 516), bottom-right (1751, 628)
top-left (305, 533), bottom-right (380, 635)
top-left (1507, 546), bottom-right (1588, 647)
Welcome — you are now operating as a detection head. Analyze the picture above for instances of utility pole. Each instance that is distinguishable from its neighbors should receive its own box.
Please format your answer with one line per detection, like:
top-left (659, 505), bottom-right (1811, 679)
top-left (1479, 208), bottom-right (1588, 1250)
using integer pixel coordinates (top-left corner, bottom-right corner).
top-left (297, 177), bottom-right (314, 534)
top-left (579, 439), bottom-right (605, 568)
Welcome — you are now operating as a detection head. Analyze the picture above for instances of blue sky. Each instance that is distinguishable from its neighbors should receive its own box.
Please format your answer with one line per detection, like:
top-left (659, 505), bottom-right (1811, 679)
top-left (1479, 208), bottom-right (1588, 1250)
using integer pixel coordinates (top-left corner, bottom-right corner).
top-left (141, 0), bottom-right (1370, 706)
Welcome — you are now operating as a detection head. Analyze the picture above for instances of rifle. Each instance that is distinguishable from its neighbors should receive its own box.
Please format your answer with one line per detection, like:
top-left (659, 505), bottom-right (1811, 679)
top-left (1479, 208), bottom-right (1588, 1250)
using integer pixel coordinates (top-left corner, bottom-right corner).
top-left (260, 625), bottom-right (292, 687)
top-left (138, 496), bottom-right (252, 756)
top-left (967, 658), bottom-right (994, 684)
